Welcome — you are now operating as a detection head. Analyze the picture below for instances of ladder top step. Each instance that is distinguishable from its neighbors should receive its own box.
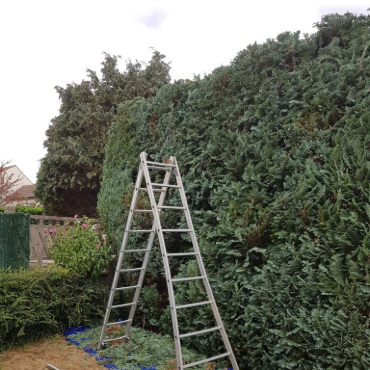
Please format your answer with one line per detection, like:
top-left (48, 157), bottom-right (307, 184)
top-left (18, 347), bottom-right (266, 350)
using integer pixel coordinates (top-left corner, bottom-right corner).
top-left (102, 335), bottom-right (129, 344)
top-left (107, 319), bottom-right (131, 326)
top-left (151, 183), bottom-right (180, 189)
top-left (120, 267), bottom-right (144, 273)
top-left (172, 276), bottom-right (204, 282)
top-left (146, 160), bottom-right (175, 168)
top-left (147, 165), bottom-right (171, 171)
top-left (183, 352), bottom-right (230, 369)
top-left (115, 285), bottom-right (140, 291)
top-left (125, 249), bottom-right (150, 253)
top-left (157, 206), bottom-right (186, 210)
top-left (167, 252), bottom-right (198, 257)
top-left (161, 229), bottom-right (192, 233)
top-left (129, 229), bottom-right (154, 233)
top-left (179, 325), bottom-right (222, 339)
top-left (176, 300), bottom-right (212, 310)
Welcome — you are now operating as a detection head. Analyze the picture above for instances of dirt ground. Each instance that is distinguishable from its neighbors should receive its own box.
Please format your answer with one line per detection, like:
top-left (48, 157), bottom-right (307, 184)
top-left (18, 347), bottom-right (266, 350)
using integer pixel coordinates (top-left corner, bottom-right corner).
top-left (0, 335), bottom-right (103, 370)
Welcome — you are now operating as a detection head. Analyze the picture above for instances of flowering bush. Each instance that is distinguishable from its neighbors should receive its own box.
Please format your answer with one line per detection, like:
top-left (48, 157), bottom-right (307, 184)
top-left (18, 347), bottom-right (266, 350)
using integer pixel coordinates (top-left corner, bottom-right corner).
top-left (49, 217), bottom-right (112, 278)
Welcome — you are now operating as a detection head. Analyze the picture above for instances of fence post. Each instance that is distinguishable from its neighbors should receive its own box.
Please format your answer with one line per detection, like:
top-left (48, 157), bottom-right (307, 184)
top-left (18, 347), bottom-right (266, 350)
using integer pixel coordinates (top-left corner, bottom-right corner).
top-left (4, 205), bottom-right (16, 213)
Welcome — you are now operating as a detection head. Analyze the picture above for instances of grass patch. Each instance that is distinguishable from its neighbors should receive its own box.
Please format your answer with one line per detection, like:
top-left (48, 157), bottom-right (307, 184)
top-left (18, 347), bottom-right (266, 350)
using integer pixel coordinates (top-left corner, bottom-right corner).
top-left (66, 325), bottom-right (231, 370)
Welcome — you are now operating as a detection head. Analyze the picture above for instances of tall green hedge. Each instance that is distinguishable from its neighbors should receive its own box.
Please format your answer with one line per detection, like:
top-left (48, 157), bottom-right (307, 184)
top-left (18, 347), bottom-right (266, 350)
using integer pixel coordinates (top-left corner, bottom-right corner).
top-left (0, 267), bottom-right (108, 351)
top-left (0, 213), bottom-right (30, 269)
top-left (98, 13), bottom-right (370, 369)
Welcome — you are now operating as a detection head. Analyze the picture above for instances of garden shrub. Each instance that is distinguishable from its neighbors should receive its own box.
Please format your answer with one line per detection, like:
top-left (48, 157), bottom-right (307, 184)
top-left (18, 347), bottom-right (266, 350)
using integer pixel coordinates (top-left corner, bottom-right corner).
top-left (50, 217), bottom-right (112, 278)
top-left (0, 266), bottom-right (108, 351)
top-left (98, 13), bottom-right (370, 370)
top-left (15, 205), bottom-right (44, 215)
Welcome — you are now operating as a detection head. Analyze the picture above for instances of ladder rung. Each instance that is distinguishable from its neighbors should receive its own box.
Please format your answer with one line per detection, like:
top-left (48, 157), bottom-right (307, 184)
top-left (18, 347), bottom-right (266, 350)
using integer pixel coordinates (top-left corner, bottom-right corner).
top-left (183, 352), bottom-right (230, 369)
top-left (157, 206), bottom-right (186, 210)
top-left (147, 165), bottom-right (171, 171)
top-left (103, 335), bottom-right (129, 344)
top-left (151, 183), bottom-right (180, 189)
top-left (111, 302), bottom-right (136, 309)
top-left (134, 209), bottom-right (153, 213)
top-left (162, 229), bottom-right (192, 232)
top-left (167, 252), bottom-right (198, 257)
top-left (179, 326), bottom-right (222, 339)
top-left (172, 276), bottom-right (204, 282)
top-left (129, 229), bottom-right (154, 233)
top-left (176, 300), bottom-right (212, 309)
top-left (146, 160), bottom-right (175, 168)
top-left (120, 268), bottom-right (144, 273)
top-left (107, 319), bottom-right (131, 326)
top-left (125, 249), bottom-right (150, 253)
top-left (140, 188), bottom-right (165, 193)
top-left (115, 285), bottom-right (140, 291)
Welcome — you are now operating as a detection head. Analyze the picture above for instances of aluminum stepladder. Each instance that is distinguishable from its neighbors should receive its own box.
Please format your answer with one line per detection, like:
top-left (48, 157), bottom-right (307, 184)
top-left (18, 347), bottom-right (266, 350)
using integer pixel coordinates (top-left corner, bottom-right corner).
top-left (98, 152), bottom-right (239, 370)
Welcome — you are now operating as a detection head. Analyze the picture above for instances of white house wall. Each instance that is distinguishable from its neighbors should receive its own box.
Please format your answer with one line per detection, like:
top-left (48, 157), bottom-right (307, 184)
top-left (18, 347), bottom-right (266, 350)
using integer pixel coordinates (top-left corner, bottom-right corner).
top-left (5, 166), bottom-right (33, 190)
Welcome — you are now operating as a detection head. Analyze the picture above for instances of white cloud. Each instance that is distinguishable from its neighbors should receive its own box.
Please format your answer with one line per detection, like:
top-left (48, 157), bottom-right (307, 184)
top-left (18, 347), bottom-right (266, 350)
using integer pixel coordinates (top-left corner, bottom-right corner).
top-left (137, 8), bottom-right (168, 30)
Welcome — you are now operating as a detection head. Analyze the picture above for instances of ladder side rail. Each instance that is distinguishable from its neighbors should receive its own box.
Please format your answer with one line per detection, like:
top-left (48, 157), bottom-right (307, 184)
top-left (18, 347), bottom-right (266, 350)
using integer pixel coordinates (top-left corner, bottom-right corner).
top-left (140, 153), bottom-right (184, 370)
top-left (123, 229), bottom-right (154, 337)
top-left (98, 165), bottom-right (144, 349)
top-left (124, 156), bottom-right (174, 337)
top-left (173, 158), bottom-right (240, 370)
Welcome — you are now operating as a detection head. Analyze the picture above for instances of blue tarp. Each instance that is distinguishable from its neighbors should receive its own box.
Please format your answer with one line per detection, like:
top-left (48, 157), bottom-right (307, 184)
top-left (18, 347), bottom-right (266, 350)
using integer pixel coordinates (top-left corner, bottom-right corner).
top-left (64, 326), bottom-right (119, 369)
top-left (64, 325), bottom-right (232, 370)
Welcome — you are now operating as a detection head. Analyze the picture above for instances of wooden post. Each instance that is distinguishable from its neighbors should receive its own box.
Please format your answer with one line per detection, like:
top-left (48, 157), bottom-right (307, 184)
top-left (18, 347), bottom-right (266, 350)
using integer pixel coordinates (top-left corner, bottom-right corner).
top-left (29, 215), bottom-right (101, 267)
top-left (4, 205), bottom-right (16, 213)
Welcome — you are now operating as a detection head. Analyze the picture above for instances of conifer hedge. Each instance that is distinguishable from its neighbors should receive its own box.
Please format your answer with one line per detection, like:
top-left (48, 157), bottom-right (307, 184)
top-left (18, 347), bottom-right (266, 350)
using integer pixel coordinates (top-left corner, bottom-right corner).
top-left (98, 13), bottom-right (370, 369)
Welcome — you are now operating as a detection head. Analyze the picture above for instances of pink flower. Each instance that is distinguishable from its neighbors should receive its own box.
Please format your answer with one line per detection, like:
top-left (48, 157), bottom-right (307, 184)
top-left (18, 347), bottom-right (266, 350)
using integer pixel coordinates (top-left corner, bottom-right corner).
top-left (74, 214), bottom-right (78, 219)
top-left (49, 229), bottom-right (55, 233)
top-left (82, 223), bottom-right (87, 227)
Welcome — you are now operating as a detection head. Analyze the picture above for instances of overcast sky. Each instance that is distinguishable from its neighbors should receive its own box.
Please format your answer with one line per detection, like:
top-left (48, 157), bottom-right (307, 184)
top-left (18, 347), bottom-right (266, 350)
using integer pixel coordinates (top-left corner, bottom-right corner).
top-left (0, 0), bottom-right (368, 183)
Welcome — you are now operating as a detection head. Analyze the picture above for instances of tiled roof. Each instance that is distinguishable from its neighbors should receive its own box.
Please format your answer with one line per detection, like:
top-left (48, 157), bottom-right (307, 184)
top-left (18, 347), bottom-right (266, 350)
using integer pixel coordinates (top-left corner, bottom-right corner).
top-left (7, 184), bottom-right (36, 201)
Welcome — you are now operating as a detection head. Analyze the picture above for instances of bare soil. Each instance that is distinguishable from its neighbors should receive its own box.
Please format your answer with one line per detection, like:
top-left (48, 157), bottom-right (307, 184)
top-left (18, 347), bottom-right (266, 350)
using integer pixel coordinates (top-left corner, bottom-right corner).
top-left (0, 335), bottom-right (103, 370)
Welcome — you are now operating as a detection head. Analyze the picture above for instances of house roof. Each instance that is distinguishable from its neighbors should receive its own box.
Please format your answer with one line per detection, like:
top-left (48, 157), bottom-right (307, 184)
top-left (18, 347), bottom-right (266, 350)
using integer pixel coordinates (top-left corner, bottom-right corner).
top-left (2, 165), bottom-right (15, 170)
top-left (2, 165), bottom-right (33, 185)
top-left (7, 184), bottom-right (37, 201)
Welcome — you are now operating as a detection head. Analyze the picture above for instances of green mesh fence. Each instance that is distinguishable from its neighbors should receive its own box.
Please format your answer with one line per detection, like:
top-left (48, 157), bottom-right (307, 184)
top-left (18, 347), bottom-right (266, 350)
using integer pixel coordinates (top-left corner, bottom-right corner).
top-left (0, 213), bottom-right (30, 269)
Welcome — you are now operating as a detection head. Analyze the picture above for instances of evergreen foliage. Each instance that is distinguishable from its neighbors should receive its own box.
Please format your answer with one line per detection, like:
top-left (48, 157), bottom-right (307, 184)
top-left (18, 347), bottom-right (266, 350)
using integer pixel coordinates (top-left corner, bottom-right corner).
top-left (36, 51), bottom-right (170, 217)
top-left (67, 326), bottom-right (217, 370)
top-left (0, 267), bottom-right (108, 351)
top-left (99, 13), bottom-right (370, 370)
